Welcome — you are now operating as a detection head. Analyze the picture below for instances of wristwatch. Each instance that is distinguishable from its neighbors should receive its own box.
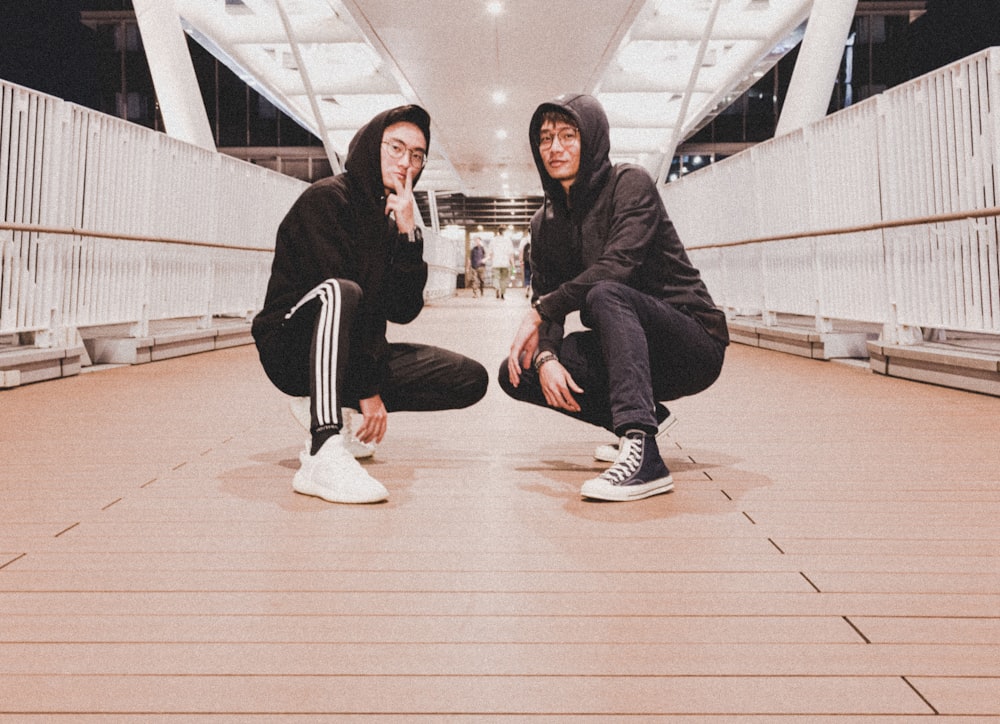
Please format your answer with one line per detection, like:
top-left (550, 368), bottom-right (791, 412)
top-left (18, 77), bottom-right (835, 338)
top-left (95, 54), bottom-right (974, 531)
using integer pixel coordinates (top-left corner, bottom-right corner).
top-left (403, 227), bottom-right (423, 243)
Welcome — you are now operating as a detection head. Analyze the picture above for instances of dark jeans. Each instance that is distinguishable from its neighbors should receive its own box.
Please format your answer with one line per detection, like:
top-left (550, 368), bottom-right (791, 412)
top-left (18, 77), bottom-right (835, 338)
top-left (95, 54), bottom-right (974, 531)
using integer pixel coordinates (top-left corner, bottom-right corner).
top-left (498, 280), bottom-right (726, 435)
top-left (257, 278), bottom-right (488, 434)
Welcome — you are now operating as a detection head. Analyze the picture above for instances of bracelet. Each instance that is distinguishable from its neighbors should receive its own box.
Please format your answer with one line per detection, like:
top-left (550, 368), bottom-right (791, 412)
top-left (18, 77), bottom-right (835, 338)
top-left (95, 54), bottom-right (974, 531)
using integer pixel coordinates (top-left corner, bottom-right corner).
top-left (534, 351), bottom-right (558, 373)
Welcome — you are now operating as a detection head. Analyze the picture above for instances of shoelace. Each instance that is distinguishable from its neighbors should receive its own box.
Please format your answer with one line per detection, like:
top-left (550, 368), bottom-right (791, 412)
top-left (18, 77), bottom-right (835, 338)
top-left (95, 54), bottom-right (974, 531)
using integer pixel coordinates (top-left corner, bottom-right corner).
top-left (600, 435), bottom-right (643, 484)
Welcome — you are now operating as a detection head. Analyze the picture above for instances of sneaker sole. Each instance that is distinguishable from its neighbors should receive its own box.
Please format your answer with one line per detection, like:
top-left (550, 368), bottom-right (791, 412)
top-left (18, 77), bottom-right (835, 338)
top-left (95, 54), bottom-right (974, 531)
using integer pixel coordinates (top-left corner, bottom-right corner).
top-left (292, 472), bottom-right (388, 504)
top-left (343, 442), bottom-right (376, 459)
top-left (580, 474), bottom-right (674, 502)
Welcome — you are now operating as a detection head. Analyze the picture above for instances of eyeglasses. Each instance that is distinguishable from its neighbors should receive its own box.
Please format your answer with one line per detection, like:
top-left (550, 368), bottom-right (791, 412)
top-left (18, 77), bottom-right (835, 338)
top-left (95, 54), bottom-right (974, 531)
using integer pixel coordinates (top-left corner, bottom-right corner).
top-left (382, 139), bottom-right (427, 169)
top-left (538, 128), bottom-right (579, 151)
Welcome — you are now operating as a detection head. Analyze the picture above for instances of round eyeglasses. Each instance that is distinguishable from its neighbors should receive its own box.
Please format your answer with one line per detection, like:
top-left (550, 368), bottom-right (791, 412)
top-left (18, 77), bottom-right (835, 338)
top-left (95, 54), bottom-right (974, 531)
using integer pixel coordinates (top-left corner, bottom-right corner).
top-left (538, 128), bottom-right (579, 151)
top-left (382, 139), bottom-right (428, 169)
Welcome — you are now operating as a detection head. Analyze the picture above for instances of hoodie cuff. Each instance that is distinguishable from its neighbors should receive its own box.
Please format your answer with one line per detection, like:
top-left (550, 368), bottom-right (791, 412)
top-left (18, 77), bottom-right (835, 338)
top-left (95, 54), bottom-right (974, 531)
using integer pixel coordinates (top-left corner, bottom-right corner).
top-left (395, 235), bottom-right (425, 264)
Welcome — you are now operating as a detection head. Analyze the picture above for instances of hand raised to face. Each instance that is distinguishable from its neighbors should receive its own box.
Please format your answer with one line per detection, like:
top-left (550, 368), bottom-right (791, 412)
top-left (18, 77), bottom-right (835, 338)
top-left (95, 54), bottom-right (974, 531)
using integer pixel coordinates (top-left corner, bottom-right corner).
top-left (385, 164), bottom-right (416, 232)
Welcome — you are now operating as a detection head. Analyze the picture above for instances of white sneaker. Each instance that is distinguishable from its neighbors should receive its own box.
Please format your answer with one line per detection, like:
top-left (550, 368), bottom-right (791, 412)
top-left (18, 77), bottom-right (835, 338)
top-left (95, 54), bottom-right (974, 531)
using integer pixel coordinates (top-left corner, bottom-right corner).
top-left (292, 435), bottom-right (388, 504)
top-left (289, 397), bottom-right (376, 459)
top-left (593, 411), bottom-right (678, 463)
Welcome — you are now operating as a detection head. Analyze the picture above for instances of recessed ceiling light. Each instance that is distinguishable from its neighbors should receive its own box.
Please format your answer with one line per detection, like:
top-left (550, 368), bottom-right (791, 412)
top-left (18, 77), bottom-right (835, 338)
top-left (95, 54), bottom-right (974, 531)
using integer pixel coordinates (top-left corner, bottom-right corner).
top-left (496, 129), bottom-right (508, 140)
top-left (486, 2), bottom-right (503, 15)
top-left (491, 90), bottom-right (507, 105)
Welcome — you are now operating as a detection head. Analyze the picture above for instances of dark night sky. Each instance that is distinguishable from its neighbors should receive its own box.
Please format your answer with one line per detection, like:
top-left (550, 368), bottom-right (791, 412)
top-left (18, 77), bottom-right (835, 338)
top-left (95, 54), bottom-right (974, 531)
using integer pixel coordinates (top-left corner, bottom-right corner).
top-left (0, 1), bottom-right (100, 107)
top-left (907, 0), bottom-right (1000, 77)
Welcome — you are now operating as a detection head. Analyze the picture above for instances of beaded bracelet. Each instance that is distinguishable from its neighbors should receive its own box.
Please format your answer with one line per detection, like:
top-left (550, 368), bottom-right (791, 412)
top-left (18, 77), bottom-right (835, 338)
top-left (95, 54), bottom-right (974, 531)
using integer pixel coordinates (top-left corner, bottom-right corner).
top-left (534, 351), bottom-right (558, 373)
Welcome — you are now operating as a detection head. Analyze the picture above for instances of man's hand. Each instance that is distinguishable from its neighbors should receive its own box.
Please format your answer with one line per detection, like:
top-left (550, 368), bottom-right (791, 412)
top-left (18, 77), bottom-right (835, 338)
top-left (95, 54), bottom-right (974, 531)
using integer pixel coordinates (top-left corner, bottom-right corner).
top-left (355, 394), bottom-right (388, 444)
top-left (538, 360), bottom-right (584, 412)
top-left (507, 308), bottom-right (542, 387)
top-left (385, 166), bottom-right (417, 233)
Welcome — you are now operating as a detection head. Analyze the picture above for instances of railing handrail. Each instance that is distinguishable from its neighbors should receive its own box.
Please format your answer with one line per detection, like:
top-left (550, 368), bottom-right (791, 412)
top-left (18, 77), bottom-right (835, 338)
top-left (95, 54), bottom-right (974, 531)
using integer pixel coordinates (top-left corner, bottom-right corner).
top-left (0, 221), bottom-right (461, 276)
top-left (686, 206), bottom-right (1000, 251)
top-left (0, 221), bottom-right (273, 253)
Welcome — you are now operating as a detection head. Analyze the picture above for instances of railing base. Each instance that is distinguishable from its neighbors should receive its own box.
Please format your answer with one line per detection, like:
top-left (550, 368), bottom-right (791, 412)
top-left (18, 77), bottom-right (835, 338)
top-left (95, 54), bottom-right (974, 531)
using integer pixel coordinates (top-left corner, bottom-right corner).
top-left (83, 321), bottom-right (254, 366)
top-left (728, 315), bottom-right (880, 360)
top-left (0, 345), bottom-right (87, 388)
top-left (868, 340), bottom-right (1000, 398)
top-left (0, 320), bottom-right (254, 389)
top-left (727, 314), bottom-right (1000, 398)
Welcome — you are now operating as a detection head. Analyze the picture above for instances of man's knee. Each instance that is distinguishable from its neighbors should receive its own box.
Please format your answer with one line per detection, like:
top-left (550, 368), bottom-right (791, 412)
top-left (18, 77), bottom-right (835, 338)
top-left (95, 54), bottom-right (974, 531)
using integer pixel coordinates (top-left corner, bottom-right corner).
top-left (583, 280), bottom-right (633, 322)
top-left (497, 359), bottom-right (516, 397)
top-left (322, 278), bottom-right (362, 305)
top-left (497, 358), bottom-right (540, 403)
top-left (584, 279), bottom-right (629, 310)
top-left (456, 358), bottom-right (490, 408)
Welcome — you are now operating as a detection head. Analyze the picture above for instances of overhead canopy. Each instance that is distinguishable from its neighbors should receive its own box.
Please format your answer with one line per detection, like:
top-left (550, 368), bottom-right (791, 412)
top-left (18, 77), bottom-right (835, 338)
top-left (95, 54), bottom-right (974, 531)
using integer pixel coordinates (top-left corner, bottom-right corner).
top-left (175, 0), bottom-right (816, 196)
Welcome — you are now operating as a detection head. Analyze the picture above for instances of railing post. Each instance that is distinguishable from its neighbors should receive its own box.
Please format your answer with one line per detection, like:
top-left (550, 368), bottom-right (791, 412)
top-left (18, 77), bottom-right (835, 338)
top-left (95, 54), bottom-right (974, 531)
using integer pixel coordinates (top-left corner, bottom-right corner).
top-left (811, 237), bottom-right (833, 333)
top-left (882, 314), bottom-right (923, 346)
top-left (200, 250), bottom-right (214, 330)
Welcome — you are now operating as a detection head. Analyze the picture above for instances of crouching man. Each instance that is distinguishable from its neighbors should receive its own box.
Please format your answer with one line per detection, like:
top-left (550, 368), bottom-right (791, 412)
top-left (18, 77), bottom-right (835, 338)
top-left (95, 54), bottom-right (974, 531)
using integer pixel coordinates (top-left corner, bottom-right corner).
top-left (254, 105), bottom-right (488, 504)
top-left (501, 94), bottom-right (728, 502)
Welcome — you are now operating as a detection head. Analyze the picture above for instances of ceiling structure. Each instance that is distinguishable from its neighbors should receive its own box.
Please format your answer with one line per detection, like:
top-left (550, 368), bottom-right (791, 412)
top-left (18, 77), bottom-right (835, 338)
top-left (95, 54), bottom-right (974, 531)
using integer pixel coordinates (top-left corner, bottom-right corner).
top-left (169, 1), bottom-right (935, 201)
top-left (174, 0), bottom-right (824, 199)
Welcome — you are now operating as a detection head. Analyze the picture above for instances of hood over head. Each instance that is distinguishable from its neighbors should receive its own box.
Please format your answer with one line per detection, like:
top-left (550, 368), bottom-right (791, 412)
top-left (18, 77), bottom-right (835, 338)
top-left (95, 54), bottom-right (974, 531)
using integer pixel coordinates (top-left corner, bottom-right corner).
top-left (344, 104), bottom-right (431, 205)
top-left (529, 93), bottom-right (612, 210)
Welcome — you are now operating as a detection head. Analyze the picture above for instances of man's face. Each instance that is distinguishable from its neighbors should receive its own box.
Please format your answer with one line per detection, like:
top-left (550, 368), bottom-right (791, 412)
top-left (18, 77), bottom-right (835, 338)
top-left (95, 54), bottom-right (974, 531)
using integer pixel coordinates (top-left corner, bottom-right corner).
top-left (538, 120), bottom-right (580, 190)
top-left (381, 121), bottom-right (427, 195)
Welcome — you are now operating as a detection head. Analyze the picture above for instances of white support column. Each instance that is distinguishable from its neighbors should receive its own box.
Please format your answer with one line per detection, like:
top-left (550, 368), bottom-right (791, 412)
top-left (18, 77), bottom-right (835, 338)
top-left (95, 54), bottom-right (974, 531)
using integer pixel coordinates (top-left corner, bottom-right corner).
top-left (656, 0), bottom-right (723, 183)
top-left (774, 0), bottom-right (858, 137)
top-left (132, 0), bottom-right (216, 152)
top-left (426, 190), bottom-right (441, 234)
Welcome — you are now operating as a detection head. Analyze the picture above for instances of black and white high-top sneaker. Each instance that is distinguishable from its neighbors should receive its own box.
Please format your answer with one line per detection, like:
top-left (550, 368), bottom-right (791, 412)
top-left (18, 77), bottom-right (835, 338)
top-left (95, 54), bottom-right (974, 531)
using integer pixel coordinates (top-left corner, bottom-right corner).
top-left (581, 430), bottom-right (673, 501)
top-left (593, 409), bottom-right (678, 463)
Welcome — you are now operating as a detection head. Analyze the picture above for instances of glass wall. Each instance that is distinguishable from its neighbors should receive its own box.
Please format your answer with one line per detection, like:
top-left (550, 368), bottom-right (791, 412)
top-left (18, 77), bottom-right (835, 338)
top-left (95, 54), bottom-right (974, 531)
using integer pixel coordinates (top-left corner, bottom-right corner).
top-left (674, 10), bottom-right (919, 181)
top-left (79, 3), bottom-right (322, 156)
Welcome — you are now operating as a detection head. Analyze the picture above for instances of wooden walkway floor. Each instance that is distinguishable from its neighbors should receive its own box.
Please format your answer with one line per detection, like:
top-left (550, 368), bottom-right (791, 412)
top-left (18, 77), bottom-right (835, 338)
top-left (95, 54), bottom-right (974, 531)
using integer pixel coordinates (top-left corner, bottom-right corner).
top-left (2, 292), bottom-right (998, 720)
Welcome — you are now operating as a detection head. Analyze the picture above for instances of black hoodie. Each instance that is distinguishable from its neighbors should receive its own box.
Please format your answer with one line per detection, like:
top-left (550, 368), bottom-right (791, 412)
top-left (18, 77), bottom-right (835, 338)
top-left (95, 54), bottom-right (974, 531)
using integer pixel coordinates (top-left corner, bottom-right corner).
top-left (528, 94), bottom-right (728, 351)
top-left (252, 105), bottom-right (431, 399)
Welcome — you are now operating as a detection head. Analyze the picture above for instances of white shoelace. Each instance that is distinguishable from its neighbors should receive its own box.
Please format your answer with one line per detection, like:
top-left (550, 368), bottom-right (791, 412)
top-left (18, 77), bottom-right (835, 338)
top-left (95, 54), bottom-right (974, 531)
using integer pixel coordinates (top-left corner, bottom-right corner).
top-left (600, 435), bottom-right (643, 484)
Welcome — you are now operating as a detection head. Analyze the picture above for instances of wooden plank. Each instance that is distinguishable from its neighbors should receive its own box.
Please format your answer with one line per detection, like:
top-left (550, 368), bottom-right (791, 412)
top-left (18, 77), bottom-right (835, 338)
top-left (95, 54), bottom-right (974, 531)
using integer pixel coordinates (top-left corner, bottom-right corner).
top-left (0, 674), bottom-right (931, 716)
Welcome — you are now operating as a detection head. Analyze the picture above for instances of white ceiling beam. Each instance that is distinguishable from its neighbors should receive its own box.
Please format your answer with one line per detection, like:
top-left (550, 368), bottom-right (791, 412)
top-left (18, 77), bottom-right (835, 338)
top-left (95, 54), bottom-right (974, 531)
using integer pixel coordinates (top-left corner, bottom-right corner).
top-left (633, 17), bottom-right (773, 41)
top-left (599, 69), bottom-right (720, 94)
top-left (273, 0), bottom-right (340, 171)
top-left (657, 0), bottom-right (724, 181)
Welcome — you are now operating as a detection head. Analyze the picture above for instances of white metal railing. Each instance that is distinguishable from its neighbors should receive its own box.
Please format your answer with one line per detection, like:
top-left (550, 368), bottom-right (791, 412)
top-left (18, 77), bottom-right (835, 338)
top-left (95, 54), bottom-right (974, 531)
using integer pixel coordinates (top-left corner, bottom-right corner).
top-left (1, 80), bottom-right (457, 352)
top-left (1, 80), bottom-right (304, 347)
top-left (663, 48), bottom-right (1000, 345)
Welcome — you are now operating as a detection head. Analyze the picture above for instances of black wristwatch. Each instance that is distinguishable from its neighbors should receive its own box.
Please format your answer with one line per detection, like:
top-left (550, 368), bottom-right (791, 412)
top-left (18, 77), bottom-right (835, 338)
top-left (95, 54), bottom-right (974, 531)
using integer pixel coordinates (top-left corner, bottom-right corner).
top-left (402, 227), bottom-right (423, 243)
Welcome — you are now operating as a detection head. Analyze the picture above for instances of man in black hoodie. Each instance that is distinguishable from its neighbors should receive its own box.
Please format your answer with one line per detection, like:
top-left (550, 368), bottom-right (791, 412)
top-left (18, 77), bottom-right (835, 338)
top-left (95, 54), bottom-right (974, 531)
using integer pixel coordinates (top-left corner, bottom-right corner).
top-left (501, 94), bottom-right (728, 502)
top-left (253, 105), bottom-right (488, 504)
